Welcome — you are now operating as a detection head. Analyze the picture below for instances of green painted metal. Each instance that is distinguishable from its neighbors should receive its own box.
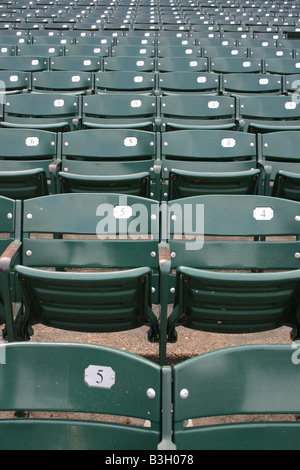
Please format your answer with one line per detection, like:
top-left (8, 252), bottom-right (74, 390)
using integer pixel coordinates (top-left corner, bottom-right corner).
top-left (238, 96), bottom-right (300, 133)
top-left (222, 73), bottom-right (283, 96)
top-left (210, 57), bottom-right (262, 74)
top-left (82, 94), bottom-right (158, 131)
top-left (157, 57), bottom-right (208, 72)
top-left (94, 71), bottom-right (156, 94)
top-left (58, 129), bottom-right (160, 199)
top-left (158, 72), bottom-right (220, 95)
top-left (50, 56), bottom-right (102, 72)
top-left (159, 95), bottom-right (236, 131)
top-left (103, 56), bottom-right (155, 72)
top-left (0, 128), bottom-right (59, 199)
top-left (260, 131), bottom-right (300, 199)
top-left (173, 345), bottom-right (300, 450)
top-left (0, 342), bottom-right (170, 450)
top-left (161, 130), bottom-right (260, 199)
top-left (0, 56), bottom-right (48, 72)
top-left (0, 93), bottom-right (80, 132)
top-left (162, 195), bottom-right (300, 344)
top-left (10, 193), bottom-right (161, 352)
top-left (31, 71), bottom-right (93, 94)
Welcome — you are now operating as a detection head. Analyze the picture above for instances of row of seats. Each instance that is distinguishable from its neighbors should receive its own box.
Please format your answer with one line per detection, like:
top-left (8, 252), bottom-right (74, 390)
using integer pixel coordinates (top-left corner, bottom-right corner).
top-left (0, 69), bottom-right (299, 95)
top-left (0, 342), bottom-right (299, 450)
top-left (0, 127), bottom-right (298, 202)
top-left (1, 192), bottom-right (300, 366)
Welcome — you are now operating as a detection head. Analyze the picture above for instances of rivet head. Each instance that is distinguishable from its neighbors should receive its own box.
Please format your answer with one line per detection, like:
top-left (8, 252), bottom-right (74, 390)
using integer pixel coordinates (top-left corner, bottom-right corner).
top-left (151, 251), bottom-right (156, 258)
top-left (151, 287), bottom-right (155, 293)
top-left (171, 252), bottom-right (176, 258)
top-left (26, 213), bottom-right (33, 220)
top-left (146, 388), bottom-right (156, 399)
top-left (180, 388), bottom-right (189, 399)
top-left (295, 216), bottom-right (300, 222)
top-left (6, 213), bottom-right (12, 219)
top-left (295, 252), bottom-right (300, 259)
top-left (151, 214), bottom-right (156, 220)
top-left (171, 214), bottom-right (177, 221)
top-left (170, 287), bottom-right (175, 293)
top-left (26, 250), bottom-right (32, 257)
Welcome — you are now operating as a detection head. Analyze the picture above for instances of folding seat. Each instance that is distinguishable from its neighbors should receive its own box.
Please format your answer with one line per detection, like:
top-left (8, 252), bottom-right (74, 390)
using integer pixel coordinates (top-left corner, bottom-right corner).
top-left (6, 193), bottom-right (162, 356)
top-left (0, 70), bottom-right (30, 94)
top-left (110, 45), bottom-right (156, 57)
top-left (0, 128), bottom-right (58, 199)
top-left (16, 44), bottom-right (64, 56)
top-left (159, 95), bottom-right (236, 132)
top-left (156, 37), bottom-right (196, 47)
top-left (32, 36), bottom-right (75, 45)
top-left (64, 44), bottom-right (110, 57)
top-left (0, 35), bottom-right (31, 45)
top-left (238, 95), bottom-right (300, 133)
top-left (264, 58), bottom-right (300, 75)
top-left (57, 128), bottom-right (160, 199)
top-left (285, 74), bottom-right (300, 95)
top-left (249, 47), bottom-right (294, 59)
top-left (94, 71), bottom-right (156, 94)
top-left (31, 71), bottom-right (93, 94)
top-left (221, 73), bottom-right (283, 96)
top-left (172, 345), bottom-right (300, 450)
top-left (156, 45), bottom-right (202, 58)
top-left (203, 45), bottom-right (248, 58)
top-left (0, 195), bottom-right (21, 342)
top-left (103, 56), bottom-right (156, 72)
top-left (196, 38), bottom-right (237, 47)
top-left (0, 93), bottom-right (80, 132)
top-left (210, 57), bottom-right (262, 74)
top-left (0, 342), bottom-right (172, 449)
top-left (158, 71), bottom-right (220, 95)
top-left (260, 131), bottom-right (300, 200)
top-left (238, 38), bottom-right (277, 47)
top-left (157, 57), bottom-right (208, 72)
top-left (0, 45), bottom-right (16, 56)
top-left (160, 129), bottom-right (260, 200)
top-left (160, 194), bottom-right (300, 360)
top-left (82, 94), bottom-right (158, 131)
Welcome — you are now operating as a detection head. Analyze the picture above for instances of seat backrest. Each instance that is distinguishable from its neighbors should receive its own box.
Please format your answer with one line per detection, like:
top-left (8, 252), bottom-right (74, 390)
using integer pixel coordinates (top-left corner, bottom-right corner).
top-left (111, 45), bottom-right (156, 57)
top-left (17, 44), bottom-right (64, 56)
top-left (157, 57), bottom-right (208, 72)
top-left (0, 56), bottom-right (48, 71)
top-left (50, 56), bottom-right (102, 72)
top-left (0, 342), bottom-right (165, 450)
top-left (59, 128), bottom-right (158, 198)
top-left (64, 44), bottom-right (110, 56)
top-left (82, 93), bottom-right (157, 131)
top-left (238, 95), bottom-right (300, 133)
top-left (264, 58), bottom-right (300, 75)
top-left (94, 71), bottom-right (156, 93)
top-left (157, 45), bottom-right (202, 58)
top-left (203, 45), bottom-right (248, 58)
top-left (0, 70), bottom-right (30, 92)
top-left (249, 47), bottom-right (294, 59)
top-left (160, 95), bottom-right (236, 131)
top-left (165, 194), bottom-right (300, 336)
top-left (103, 56), bottom-right (156, 72)
top-left (1, 93), bottom-right (80, 131)
top-left (173, 344), bottom-right (300, 450)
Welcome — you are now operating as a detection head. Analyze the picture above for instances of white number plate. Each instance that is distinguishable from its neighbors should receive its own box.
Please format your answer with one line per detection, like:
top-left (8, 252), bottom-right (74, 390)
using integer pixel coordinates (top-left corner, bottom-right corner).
top-left (84, 365), bottom-right (115, 389)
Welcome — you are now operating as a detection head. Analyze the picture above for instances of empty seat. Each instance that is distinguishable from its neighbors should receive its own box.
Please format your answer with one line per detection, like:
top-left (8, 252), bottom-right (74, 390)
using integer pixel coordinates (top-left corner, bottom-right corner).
top-left (64, 45), bottom-right (110, 57)
top-left (260, 131), bottom-right (300, 200)
top-left (82, 94), bottom-right (158, 131)
top-left (173, 345), bottom-right (300, 450)
top-left (8, 193), bottom-right (160, 352)
top-left (158, 72), bottom-right (220, 94)
top-left (210, 57), bottom-right (262, 73)
top-left (50, 56), bottom-right (102, 72)
top-left (17, 44), bottom-right (64, 56)
top-left (161, 194), bottom-right (300, 355)
top-left (157, 45), bottom-right (202, 58)
top-left (203, 46), bottom-right (248, 58)
top-left (0, 342), bottom-right (170, 450)
top-left (31, 71), bottom-right (93, 94)
top-left (160, 95), bottom-right (236, 131)
top-left (0, 56), bottom-right (48, 72)
top-left (111, 45), bottom-right (156, 57)
top-left (57, 128), bottom-right (160, 199)
top-left (238, 95), bottom-right (300, 133)
top-left (157, 57), bottom-right (208, 72)
top-left (0, 93), bottom-right (80, 132)
top-left (264, 59), bottom-right (300, 75)
top-left (0, 128), bottom-right (58, 198)
top-left (0, 70), bottom-right (29, 94)
top-left (222, 73), bottom-right (283, 95)
top-left (161, 130), bottom-right (260, 200)
top-left (94, 71), bottom-right (156, 94)
top-left (103, 56), bottom-right (156, 72)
